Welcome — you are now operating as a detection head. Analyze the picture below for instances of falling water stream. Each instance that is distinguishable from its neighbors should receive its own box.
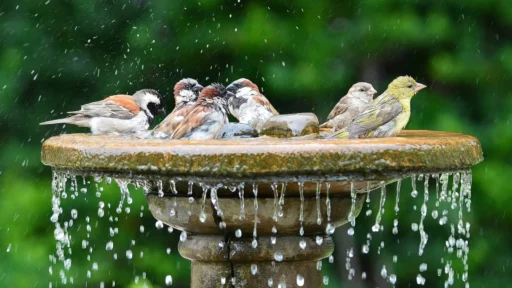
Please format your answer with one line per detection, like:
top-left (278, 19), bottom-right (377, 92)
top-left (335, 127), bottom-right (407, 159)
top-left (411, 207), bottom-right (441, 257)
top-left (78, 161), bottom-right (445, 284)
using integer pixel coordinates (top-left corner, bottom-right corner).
top-left (49, 171), bottom-right (473, 287)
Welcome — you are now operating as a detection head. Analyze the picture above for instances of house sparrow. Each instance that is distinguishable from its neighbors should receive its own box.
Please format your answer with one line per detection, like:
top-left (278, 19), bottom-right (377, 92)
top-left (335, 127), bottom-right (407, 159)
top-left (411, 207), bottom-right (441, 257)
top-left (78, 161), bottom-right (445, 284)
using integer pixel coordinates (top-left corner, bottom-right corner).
top-left (171, 83), bottom-right (230, 140)
top-left (40, 89), bottom-right (164, 135)
top-left (320, 82), bottom-right (377, 131)
top-left (332, 76), bottom-right (426, 139)
top-left (226, 78), bottom-right (278, 131)
top-left (153, 78), bottom-right (203, 136)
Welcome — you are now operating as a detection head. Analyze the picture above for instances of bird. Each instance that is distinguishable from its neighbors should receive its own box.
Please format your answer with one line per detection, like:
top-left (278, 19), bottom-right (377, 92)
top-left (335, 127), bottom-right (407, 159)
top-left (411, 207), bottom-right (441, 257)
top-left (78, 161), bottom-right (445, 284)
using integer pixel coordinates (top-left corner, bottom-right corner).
top-left (153, 78), bottom-right (203, 136)
top-left (171, 83), bottom-right (231, 140)
top-left (39, 89), bottom-right (164, 135)
top-left (332, 76), bottom-right (426, 139)
top-left (226, 78), bottom-right (278, 131)
top-left (320, 82), bottom-right (377, 131)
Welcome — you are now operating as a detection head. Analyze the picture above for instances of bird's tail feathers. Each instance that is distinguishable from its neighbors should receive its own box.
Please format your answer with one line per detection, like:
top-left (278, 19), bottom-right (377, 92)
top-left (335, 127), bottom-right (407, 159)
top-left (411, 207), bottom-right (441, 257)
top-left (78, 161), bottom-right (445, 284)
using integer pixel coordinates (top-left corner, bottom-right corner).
top-left (330, 129), bottom-right (350, 139)
top-left (319, 122), bottom-right (329, 129)
top-left (40, 118), bottom-right (72, 125)
top-left (40, 115), bottom-right (90, 127)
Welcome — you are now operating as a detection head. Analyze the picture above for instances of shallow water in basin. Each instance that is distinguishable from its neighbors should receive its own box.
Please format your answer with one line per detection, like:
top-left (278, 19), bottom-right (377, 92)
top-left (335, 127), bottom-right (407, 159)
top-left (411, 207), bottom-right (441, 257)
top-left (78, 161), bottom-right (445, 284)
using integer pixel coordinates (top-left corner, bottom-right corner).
top-left (48, 171), bottom-right (472, 287)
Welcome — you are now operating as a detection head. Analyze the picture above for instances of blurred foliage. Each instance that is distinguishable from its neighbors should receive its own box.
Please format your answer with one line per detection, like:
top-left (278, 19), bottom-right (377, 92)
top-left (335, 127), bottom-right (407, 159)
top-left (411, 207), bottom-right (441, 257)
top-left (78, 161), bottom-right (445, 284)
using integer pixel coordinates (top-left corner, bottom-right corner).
top-left (0, 0), bottom-right (511, 287)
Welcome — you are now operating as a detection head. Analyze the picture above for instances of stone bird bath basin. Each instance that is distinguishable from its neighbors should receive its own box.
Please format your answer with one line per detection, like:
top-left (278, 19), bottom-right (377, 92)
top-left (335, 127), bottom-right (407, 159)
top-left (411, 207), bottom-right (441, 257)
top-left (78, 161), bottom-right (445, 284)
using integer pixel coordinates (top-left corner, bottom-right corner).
top-left (41, 130), bottom-right (483, 287)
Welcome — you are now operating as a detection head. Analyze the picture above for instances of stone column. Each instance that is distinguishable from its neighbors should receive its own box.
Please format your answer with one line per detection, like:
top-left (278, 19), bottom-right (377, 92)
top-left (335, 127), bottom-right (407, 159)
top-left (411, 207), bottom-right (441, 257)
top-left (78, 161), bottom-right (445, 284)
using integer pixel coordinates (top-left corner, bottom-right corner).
top-left (147, 192), bottom-right (365, 288)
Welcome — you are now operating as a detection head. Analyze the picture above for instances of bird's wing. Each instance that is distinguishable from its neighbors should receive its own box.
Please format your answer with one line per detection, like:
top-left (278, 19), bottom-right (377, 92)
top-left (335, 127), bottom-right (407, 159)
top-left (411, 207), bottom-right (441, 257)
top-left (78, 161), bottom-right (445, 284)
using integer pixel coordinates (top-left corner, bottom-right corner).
top-left (67, 95), bottom-right (139, 119)
top-left (346, 94), bottom-right (403, 136)
top-left (256, 94), bottom-right (279, 115)
top-left (171, 105), bottom-right (211, 139)
top-left (153, 105), bottom-right (193, 133)
top-left (326, 97), bottom-right (349, 121)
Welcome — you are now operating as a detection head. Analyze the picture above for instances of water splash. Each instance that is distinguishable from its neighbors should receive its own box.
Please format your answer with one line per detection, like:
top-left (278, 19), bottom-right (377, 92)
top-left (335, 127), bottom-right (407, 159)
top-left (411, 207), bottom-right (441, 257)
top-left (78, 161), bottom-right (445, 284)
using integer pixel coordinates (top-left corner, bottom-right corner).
top-left (272, 182), bottom-right (279, 222)
top-left (347, 182), bottom-right (357, 236)
top-left (325, 183), bottom-right (334, 234)
top-left (199, 185), bottom-right (208, 223)
top-left (298, 182), bottom-right (305, 236)
top-left (311, 182), bottom-right (320, 226)
top-left (418, 175), bottom-right (430, 256)
top-left (372, 183), bottom-right (386, 232)
top-left (238, 183), bottom-right (245, 220)
top-left (252, 183), bottom-right (259, 248)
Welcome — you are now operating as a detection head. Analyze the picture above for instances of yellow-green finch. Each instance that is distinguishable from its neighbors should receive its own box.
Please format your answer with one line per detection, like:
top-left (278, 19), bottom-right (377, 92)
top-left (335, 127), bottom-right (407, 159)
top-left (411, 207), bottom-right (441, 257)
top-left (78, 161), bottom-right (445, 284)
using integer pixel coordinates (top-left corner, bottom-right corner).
top-left (332, 76), bottom-right (426, 139)
top-left (320, 82), bottom-right (377, 131)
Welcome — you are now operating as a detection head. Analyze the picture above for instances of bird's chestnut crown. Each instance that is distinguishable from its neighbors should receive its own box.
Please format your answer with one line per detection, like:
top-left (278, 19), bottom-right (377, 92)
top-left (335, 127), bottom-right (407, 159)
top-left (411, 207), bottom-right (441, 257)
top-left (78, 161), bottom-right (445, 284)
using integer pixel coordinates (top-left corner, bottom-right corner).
top-left (174, 78), bottom-right (203, 97)
top-left (226, 78), bottom-right (260, 94)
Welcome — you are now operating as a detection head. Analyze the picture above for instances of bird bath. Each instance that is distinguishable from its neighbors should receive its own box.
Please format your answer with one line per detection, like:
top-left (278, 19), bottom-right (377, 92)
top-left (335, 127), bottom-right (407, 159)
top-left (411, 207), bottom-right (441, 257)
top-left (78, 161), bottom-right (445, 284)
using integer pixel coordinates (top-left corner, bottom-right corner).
top-left (41, 130), bottom-right (482, 287)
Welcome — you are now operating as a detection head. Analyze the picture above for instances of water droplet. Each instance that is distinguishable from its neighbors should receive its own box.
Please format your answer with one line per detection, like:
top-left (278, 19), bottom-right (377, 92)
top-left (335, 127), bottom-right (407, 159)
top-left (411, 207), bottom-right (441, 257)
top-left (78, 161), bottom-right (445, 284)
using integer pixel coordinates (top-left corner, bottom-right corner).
top-left (347, 227), bottom-right (354, 236)
top-left (71, 209), bottom-right (78, 219)
top-left (274, 252), bottom-right (283, 262)
top-left (315, 236), bottom-right (323, 245)
top-left (140, 225), bottom-right (145, 233)
top-left (251, 264), bottom-right (258, 275)
top-left (252, 239), bottom-right (258, 248)
top-left (416, 274), bottom-right (426, 285)
top-left (180, 231), bottom-right (187, 242)
top-left (323, 276), bottom-right (329, 285)
top-left (296, 274), bottom-right (304, 286)
top-left (381, 266), bottom-right (388, 278)
top-left (419, 263), bottom-right (428, 272)
top-left (411, 223), bottom-right (419, 231)
top-left (329, 255), bottom-right (334, 263)
top-left (389, 274), bottom-right (397, 284)
top-left (106, 241), bottom-right (113, 251)
top-left (235, 229), bottom-right (242, 238)
top-left (155, 220), bottom-right (164, 229)
top-left (299, 240), bottom-right (306, 250)
top-left (267, 278), bottom-right (273, 287)
top-left (126, 250), bottom-right (133, 259)
top-left (165, 275), bottom-right (173, 286)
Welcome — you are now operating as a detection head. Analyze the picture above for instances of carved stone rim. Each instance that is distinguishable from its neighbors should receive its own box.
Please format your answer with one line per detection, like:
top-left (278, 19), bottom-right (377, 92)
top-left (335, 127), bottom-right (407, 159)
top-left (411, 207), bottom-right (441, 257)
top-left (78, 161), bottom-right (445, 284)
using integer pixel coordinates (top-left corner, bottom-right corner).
top-left (41, 130), bottom-right (483, 180)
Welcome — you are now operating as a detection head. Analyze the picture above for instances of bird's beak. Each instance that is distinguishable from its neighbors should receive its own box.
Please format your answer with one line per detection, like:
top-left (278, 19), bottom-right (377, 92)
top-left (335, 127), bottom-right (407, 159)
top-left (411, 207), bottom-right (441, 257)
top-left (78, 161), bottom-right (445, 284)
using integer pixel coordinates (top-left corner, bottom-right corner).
top-left (193, 84), bottom-right (203, 93)
top-left (226, 83), bottom-right (236, 93)
top-left (369, 88), bottom-right (378, 95)
top-left (415, 83), bottom-right (427, 91)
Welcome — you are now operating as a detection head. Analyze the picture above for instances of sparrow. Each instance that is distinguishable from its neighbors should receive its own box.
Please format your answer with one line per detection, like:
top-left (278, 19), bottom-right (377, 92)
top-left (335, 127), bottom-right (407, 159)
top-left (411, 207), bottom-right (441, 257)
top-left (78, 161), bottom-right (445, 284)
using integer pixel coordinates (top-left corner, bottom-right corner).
top-left (171, 83), bottom-right (230, 140)
top-left (332, 76), bottom-right (426, 139)
top-left (226, 78), bottom-right (279, 131)
top-left (320, 82), bottom-right (377, 131)
top-left (153, 78), bottom-right (203, 136)
top-left (40, 89), bottom-right (164, 135)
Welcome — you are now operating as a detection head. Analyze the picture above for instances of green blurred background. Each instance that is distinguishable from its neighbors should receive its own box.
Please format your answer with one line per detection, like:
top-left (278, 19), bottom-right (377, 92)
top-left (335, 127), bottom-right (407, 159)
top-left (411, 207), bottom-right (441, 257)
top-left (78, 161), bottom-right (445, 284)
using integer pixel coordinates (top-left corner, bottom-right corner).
top-left (0, 0), bottom-right (510, 287)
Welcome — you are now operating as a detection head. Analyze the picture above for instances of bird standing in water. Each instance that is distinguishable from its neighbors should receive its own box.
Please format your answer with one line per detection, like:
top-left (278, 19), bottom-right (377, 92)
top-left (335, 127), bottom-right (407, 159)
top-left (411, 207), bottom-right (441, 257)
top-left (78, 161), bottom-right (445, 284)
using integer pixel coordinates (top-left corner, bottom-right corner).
top-left (332, 76), bottom-right (426, 139)
top-left (171, 84), bottom-right (231, 140)
top-left (40, 89), bottom-right (164, 135)
top-left (153, 78), bottom-right (203, 136)
top-left (226, 78), bottom-right (279, 131)
top-left (320, 82), bottom-right (377, 131)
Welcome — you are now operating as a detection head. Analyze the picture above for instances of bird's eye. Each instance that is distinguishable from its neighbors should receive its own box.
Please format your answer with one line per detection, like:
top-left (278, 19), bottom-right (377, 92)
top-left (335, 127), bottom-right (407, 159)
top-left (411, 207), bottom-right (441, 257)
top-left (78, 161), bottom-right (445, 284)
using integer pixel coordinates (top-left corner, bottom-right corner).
top-left (407, 84), bottom-right (414, 89)
top-left (359, 88), bottom-right (364, 92)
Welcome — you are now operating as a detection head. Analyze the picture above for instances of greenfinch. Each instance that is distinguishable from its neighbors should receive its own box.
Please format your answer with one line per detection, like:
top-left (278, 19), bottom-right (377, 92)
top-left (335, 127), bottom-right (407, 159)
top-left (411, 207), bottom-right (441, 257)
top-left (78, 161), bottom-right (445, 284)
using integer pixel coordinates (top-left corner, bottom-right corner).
top-left (320, 82), bottom-right (377, 131)
top-left (332, 76), bottom-right (426, 139)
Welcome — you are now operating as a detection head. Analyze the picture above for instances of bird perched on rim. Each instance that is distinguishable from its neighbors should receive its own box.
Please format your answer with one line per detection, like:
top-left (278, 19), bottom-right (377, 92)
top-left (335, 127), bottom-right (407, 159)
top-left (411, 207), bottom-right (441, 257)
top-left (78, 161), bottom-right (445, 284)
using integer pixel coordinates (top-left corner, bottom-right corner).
top-left (320, 82), bottom-right (377, 131)
top-left (226, 78), bottom-right (279, 131)
top-left (171, 83), bottom-right (231, 140)
top-left (332, 76), bottom-right (426, 139)
top-left (153, 78), bottom-right (203, 136)
top-left (40, 89), bottom-right (164, 135)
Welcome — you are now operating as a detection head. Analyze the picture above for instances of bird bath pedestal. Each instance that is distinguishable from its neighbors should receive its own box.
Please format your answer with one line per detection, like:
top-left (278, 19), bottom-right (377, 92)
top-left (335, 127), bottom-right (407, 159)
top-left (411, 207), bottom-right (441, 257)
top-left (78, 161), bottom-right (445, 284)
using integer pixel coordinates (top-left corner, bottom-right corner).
top-left (41, 130), bottom-right (482, 287)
